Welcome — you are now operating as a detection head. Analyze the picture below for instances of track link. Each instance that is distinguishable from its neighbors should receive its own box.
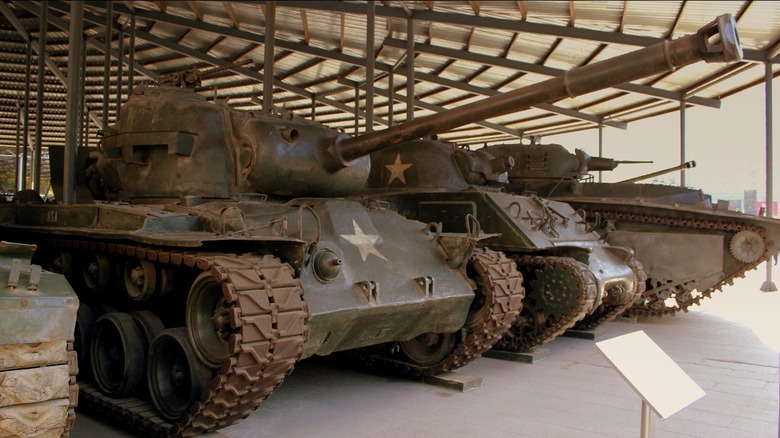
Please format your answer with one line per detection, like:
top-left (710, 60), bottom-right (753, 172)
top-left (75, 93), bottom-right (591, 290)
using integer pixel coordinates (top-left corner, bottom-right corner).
top-left (493, 256), bottom-right (598, 353)
top-left (573, 259), bottom-right (647, 330)
top-left (585, 208), bottom-right (772, 317)
top-left (49, 239), bottom-right (309, 437)
top-left (348, 248), bottom-right (524, 377)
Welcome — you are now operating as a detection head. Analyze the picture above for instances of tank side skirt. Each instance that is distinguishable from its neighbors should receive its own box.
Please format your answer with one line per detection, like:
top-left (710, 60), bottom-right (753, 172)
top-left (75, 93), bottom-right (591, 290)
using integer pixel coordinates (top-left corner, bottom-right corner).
top-left (584, 208), bottom-right (770, 316)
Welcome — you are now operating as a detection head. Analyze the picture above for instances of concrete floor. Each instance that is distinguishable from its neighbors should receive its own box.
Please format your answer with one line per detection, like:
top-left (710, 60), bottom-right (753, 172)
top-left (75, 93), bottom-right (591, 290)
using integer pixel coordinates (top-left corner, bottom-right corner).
top-left (72, 267), bottom-right (780, 438)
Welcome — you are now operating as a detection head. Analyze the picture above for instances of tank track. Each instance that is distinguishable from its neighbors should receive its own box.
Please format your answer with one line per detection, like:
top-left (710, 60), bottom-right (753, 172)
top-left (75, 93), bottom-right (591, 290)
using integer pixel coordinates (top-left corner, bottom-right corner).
top-left (347, 249), bottom-right (524, 377)
top-left (573, 259), bottom-right (647, 330)
top-left (47, 238), bottom-right (309, 437)
top-left (493, 256), bottom-right (598, 353)
top-left (584, 208), bottom-right (771, 317)
top-left (66, 341), bottom-right (78, 437)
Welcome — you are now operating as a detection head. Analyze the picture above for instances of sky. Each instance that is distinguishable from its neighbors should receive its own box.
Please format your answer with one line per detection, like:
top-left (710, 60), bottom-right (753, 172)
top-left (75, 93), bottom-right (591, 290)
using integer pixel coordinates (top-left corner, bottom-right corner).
top-left (546, 78), bottom-right (780, 209)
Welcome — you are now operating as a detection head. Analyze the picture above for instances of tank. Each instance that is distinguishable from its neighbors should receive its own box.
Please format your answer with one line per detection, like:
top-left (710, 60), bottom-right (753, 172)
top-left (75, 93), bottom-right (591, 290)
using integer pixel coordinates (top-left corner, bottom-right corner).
top-left (0, 241), bottom-right (78, 437)
top-left (484, 141), bottom-right (780, 316)
top-left (0, 13), bottom-right (741, 436)
top-left (357, 16), bottom-right (742, 350)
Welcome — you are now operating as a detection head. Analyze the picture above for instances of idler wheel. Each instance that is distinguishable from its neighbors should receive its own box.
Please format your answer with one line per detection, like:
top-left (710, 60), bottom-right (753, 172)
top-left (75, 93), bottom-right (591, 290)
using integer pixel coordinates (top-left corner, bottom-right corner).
top-left (399, 332), bottom-right (457, 367)
top-left (91, 312), bottom-right (146, 397)
top-left (147, 328), bottom-right (213, 421)
top-left (82, 253), bottom-right (111, 291)
top-left (729, 230), bottom-right (766, 263)
top-left (124, 259), bottom-right (157, 301)
top-left (186, 272), bottom-right (232, 368)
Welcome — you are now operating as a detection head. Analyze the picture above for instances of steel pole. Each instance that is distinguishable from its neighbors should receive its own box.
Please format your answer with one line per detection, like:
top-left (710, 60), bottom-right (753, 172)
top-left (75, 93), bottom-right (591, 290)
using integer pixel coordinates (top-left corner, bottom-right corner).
top-left (388, 68), bottom-right (394, 127)
top-left (33, 2), bottom-right (48, 193)
top-left (761, 61), bottom-right (777, 292)
top-left (365, 1), bottom-right (375, 132)
top-left (598, 120), bottom-right (604, 183)
top-left (354, 82), bottom-right (360, 135)
top-left (128, 14), bottom-right (135, 94)
top-left (406, 17), bottom-right (415, 122)
top-left (263, 1), bottom-right (276, 113)
top-left (22, 38), bottom-right (31, 189)
top-left (116, 26), bottom-right (124, 120)
top-left (63, 0), bottom-right (83, 204)
top-left (311, 94), bottom-right (316, 121)
top-left (640, 400), bottom-right (656, 438)
top-left (680, 101), bottom-right (687, 187)
top-left (14, 98), bottom-right (21, 191)
top-left (101, 1), bottom-right (112, 130)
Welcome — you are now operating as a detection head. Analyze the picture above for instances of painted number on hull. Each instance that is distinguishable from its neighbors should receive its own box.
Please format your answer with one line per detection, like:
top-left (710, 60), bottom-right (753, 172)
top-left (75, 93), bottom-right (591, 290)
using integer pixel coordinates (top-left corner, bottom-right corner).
top-left (47, 210), bottom-right (57, 223)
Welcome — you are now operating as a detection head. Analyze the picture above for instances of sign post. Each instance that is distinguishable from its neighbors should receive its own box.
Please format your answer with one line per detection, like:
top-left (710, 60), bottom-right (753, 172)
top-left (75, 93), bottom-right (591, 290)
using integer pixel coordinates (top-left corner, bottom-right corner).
top-left (595, 331), bottom-right (705, 437)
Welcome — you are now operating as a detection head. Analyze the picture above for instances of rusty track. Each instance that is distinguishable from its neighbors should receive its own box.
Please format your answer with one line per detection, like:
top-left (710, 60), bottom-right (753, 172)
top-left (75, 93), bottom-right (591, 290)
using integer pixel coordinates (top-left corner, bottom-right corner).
top-left (493, 256), bottom-right (598, 353)
top-left (584, 208), bottom-right (771, 317)
top-left (50, 239), bottom-right (309, 437)
top-left (573, 259), bottom-right (647, 330)
top-left (348, 248), bottom-right (524, 377)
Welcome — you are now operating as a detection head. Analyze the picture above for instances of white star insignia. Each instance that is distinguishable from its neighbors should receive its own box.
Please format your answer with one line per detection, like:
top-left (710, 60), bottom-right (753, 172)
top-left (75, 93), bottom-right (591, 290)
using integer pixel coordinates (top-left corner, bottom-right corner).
top-left (385, 153), bottom-right (413, 185)
top-left (340, 220), bottom-right (388, 262)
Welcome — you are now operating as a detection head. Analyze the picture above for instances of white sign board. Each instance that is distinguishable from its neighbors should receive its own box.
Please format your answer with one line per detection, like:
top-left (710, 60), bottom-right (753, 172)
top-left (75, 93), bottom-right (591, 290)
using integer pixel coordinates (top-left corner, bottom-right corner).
top-left (595, 330), bottom-right (705, 419)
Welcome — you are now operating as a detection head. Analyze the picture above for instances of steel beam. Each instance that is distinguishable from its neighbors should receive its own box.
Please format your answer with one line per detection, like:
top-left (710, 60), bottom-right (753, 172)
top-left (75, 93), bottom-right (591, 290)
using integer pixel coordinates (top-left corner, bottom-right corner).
top-left (761, 61), bottom-right (777, 292)
top-left (263, 1), bottom-right (276, 113)
top-left (33, 2), bottom-right (48, 192)
top-left (21, 38), bottom-right (31, 189)
top-left (101, 1), bottom-right (112, 129)
top-left (25, 2), bottom-right (159, 80)
top-left (406, 17), bottom-right (415, 121)
top-left (64, 0), bottom-right (84, 204)
top-left (278, 1), bottom-right (769, 63)
top-left (680, 101), bottom-right (686, 187)
top-left (366, 1), bottom-right (375, 132)
top-left (0, 2), bottom-right (68, 88)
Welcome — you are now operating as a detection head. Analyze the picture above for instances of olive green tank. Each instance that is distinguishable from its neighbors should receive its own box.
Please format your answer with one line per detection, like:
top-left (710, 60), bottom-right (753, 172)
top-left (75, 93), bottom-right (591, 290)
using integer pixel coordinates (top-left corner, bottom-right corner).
top-left (484, 141), bottom-right (780, 316)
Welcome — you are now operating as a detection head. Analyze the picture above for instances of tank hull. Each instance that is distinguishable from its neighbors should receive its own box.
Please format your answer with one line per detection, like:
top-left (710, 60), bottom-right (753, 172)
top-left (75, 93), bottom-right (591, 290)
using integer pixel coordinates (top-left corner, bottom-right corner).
top-left (0, 197), bottom-right (524, 435)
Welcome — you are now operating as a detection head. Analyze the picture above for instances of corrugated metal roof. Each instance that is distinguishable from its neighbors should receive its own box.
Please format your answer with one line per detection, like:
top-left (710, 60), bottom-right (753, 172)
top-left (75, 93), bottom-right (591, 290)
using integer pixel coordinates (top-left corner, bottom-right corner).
top-left (0, 0), bottom-right (776, 173)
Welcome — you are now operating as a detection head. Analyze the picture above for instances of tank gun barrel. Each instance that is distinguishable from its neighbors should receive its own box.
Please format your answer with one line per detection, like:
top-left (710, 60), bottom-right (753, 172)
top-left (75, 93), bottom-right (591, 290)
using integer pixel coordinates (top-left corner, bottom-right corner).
top-left (331, 14), bottom-right (741, 165)
top-left (618, 161), bottom-right (697, 184)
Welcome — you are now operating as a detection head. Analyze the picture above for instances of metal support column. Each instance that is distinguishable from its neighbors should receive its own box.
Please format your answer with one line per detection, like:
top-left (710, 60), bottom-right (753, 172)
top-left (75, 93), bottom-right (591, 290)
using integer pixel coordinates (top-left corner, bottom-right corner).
top-left (311, 94), bottom-right (316, 121)
top-left (63, 1), bottom-right (83, 204)
top-left (406, 17), bottom-right (415, 122)
top-left (354, 83), bottom-right (360, 135)
top-left (263, 1), bottom-right (276, 113)
top-left (761, 61), bottom-right (777, 292)
top-left (128, 14), bottom-right (135, 94)
top-left (388, 68), bottom-right (394, 127)
top-left (101, 1), bottom-right (112, 130)
top-left (32, 2), bottom-right (48, 193)
top-left (116, 26), bottom-right (124, 120)
top-left (598, 119), bottom-right (604, 183)
top-left (22, 38), bottom-right (31, 189)
top-left (14, 98), bottom-right (21, 191)
top-left (365, 1), bottom-right (375, 132)
top-left (680, 101), bottom-right (687, 188)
